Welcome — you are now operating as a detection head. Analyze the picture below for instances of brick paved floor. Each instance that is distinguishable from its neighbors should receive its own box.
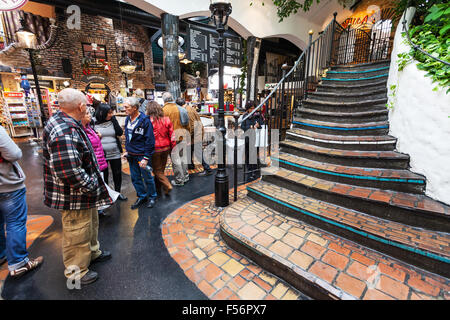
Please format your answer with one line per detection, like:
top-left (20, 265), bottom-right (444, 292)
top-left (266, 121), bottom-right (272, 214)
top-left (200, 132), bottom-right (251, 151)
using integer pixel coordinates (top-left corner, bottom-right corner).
top-left (0, 215), bottom-right (53, 299)
top-left (221, 195), bottom-right (450, 300)
top-left (162, 184), bottom-right (310, 300)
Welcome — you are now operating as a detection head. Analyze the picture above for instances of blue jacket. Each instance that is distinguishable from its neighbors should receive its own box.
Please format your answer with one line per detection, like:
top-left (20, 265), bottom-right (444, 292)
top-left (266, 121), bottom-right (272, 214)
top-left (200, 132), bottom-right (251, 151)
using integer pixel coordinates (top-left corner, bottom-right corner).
top-left (124, 113), bottom-right (155, 160)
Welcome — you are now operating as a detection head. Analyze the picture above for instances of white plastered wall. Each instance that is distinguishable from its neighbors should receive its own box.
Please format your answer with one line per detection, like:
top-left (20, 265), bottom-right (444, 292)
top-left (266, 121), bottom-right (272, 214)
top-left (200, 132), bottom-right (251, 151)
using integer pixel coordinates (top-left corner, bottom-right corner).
top-left (387, 8), bottom-right (450, 204)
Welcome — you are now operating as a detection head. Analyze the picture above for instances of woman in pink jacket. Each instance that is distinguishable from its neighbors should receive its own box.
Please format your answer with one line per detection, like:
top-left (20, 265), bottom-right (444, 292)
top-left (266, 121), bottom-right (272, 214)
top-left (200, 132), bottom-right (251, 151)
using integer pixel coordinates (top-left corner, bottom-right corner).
top-left (81, 109), bottom-right (108, 215)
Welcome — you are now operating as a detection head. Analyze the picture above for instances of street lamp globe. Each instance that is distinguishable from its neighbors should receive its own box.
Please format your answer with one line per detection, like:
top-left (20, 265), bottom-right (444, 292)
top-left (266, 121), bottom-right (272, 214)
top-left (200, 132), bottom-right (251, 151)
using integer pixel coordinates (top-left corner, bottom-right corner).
top-left (209, 0), bottom-right (232, 29)
top-left (16, 19), bottom-right (37, 49)
top-left (119, 51), bottom-right (137, 74)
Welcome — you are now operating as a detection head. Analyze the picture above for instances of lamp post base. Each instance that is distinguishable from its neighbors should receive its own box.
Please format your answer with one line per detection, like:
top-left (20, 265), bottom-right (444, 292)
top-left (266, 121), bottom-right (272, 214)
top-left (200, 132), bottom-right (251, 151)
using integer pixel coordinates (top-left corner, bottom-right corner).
top-left (215, 170), bottom-right (229, 208)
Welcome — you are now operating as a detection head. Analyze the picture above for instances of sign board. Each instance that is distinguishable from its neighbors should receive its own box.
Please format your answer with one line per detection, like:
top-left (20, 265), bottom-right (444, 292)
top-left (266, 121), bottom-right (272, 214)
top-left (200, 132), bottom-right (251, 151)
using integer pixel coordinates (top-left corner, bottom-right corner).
top-left (81, 75), bottom-right (109, 84)
top-left (0, 0), bottom-right (28, 11)
top-left (187, 24), bottom-right (242, 67)
top-left (28, 80), bottom-right (54, 90)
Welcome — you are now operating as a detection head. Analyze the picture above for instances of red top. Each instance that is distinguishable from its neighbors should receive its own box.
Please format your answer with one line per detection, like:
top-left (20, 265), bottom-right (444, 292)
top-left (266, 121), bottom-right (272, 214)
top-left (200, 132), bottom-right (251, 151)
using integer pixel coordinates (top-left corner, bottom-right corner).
top-left (150, 116), bottom-right (176, 153)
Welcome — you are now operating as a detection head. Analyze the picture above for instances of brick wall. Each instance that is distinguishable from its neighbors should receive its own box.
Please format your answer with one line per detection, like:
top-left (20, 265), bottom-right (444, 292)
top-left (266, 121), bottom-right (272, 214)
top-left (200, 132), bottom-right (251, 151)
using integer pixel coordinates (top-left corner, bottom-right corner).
top-left (0, 9), bottom-right (154, 92)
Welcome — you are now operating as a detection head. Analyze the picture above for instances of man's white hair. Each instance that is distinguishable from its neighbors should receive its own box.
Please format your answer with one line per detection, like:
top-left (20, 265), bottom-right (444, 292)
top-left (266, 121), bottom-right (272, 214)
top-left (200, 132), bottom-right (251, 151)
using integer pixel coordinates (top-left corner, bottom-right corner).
top-left (162, 92), bottom-right (174, 103)
top-left (124, 97), bottom-right (140, 109)
top-left (135, 89), bottom-right (145, 98)
top-left (58, 88), bottom-right (86, 111)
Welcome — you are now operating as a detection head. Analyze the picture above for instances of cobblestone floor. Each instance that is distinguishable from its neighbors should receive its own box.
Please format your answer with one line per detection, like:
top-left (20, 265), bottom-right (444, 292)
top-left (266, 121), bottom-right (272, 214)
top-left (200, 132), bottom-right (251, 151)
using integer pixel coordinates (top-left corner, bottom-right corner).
top-left (0, 215), bottom-right (54, 299)
top-left (162, 183), bottom-right (310, 300)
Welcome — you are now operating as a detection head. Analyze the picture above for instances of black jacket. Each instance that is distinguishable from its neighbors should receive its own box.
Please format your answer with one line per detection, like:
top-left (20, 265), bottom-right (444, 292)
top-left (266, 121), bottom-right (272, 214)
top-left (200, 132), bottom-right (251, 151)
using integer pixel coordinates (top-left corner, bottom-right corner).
top-left (241, 112), bottom-right (264, 132)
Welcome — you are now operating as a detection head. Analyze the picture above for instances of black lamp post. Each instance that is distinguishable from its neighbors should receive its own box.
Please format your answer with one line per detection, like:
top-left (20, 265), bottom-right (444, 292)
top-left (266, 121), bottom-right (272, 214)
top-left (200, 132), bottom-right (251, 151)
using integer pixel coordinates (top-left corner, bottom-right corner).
top-left (16, 19), bottom-right (47, 125)
top-left (119, 50), bottom-right (136, 97)
top-left (232, 74), bottom-right (238, 108)
top-left (210, 0), bottom-right (232, 208)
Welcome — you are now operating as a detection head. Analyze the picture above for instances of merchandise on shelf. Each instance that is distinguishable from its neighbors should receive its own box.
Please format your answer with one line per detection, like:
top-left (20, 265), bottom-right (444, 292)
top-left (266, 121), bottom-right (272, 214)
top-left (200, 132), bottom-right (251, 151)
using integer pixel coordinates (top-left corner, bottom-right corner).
top-left (3, 92), bottom-right (32, 137)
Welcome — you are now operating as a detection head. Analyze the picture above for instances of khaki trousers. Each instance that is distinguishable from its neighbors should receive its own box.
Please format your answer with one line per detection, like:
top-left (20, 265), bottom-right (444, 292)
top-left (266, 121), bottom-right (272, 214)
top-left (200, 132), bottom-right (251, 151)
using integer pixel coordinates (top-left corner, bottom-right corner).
top-left (60, 208), bottom-right (102, 279)
top-left (152, 150), bottom-right (172, 194)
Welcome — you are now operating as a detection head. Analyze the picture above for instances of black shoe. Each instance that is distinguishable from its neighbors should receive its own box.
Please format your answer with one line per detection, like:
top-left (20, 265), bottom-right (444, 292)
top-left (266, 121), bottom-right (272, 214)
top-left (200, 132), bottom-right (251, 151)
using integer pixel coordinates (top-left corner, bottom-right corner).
top-left (118, 194), bottom-right (128, 201)
top-left (198, 169), bottom-right (213, 176)
top-left (0, 256), bottom-right (6, 266)
top-left (147, 199), bottom-right (156, 208)
top-left (131, 197), bottom-right (147, 210)
top-left (188, 164), bottom-right (195, 170)
top-left (91, 251), bottom-right (112, 264)
top-left (80, 270), bottom-right (98, 286)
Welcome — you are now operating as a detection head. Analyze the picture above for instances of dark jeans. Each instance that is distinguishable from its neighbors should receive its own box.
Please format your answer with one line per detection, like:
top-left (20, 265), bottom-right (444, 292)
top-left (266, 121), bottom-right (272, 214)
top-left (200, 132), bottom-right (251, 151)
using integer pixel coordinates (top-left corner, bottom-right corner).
top-left (102, 158), bottom-right (123, 192)
top-left (127, 156), bottom-right (157, 200)
top-left (0, 188), bottom-right (29, 271)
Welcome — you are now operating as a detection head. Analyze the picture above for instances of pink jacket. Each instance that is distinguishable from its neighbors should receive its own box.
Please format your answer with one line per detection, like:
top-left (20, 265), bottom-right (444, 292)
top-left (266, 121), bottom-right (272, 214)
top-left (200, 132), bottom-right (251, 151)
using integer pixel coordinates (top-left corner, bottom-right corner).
top-left (83, 124), bottom-right (108, 171)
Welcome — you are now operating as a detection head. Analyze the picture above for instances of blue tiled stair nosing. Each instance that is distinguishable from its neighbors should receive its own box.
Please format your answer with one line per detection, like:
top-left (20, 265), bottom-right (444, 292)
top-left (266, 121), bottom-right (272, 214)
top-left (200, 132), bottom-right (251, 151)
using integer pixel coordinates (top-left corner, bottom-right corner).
top-left (327, 66), bottom-right (390, 74)
top-left (247, 187), bottom-right (450, 265)
top-left (322, 74), bottom-right (389, 81)
top-left (272, 157), bottom-right (425, 184)
top-left (293, 121), bottom-right (388, 131)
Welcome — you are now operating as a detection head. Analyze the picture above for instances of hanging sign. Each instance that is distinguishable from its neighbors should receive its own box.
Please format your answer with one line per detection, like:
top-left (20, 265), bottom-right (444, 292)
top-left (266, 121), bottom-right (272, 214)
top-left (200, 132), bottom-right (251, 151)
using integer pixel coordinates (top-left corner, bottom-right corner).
top-left (187, 24), bottom-right (243, 67)
top-left (0, 0), bottom-right (28, 11)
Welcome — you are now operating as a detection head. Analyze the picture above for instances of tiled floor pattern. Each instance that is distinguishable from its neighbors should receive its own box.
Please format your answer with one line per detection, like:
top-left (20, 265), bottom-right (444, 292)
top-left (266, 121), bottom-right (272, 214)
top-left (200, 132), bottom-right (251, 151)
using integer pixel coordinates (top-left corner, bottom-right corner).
top-left (162, 184), bottom-right (310, 300)
top-left (0, 215), bottom-right (54, 298)
top-left (221, 195), bottom-right (450, 300)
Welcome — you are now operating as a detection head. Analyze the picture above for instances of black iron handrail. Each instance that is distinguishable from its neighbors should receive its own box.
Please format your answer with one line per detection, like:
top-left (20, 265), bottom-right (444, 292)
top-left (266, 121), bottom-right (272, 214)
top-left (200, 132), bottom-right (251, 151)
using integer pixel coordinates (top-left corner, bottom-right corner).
top-left (402, 7), bottom-right (450, 66)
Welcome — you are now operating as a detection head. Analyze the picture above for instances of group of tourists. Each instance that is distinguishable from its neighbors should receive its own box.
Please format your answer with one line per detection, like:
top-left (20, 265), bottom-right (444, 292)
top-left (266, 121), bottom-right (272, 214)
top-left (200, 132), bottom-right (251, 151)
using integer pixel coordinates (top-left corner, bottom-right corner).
top-left (0, 88), bottom-right (214, 286)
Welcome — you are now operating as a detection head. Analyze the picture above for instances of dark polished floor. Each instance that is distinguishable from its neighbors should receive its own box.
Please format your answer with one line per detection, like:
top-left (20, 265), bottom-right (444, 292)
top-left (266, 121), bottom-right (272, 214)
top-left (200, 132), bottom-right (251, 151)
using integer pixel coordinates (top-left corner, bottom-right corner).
top-left (1, 141), bottom-right (254, 300)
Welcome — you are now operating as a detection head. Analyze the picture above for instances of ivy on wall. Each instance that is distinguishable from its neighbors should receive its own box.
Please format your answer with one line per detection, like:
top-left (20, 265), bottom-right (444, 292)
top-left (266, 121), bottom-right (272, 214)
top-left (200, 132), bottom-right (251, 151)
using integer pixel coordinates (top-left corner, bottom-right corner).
top-left (399, 3), bottom-right (450, 93)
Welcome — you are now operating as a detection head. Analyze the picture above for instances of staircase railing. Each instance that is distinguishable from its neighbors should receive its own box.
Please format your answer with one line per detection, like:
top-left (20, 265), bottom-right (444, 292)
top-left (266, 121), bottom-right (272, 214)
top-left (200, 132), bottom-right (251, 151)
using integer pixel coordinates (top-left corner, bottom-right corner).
top-left (230, 10), bottom-right (397, 201)
top-left (402, 6), bottom-right (450, 67)
top-left (231, 13), bottom-right (338, 200)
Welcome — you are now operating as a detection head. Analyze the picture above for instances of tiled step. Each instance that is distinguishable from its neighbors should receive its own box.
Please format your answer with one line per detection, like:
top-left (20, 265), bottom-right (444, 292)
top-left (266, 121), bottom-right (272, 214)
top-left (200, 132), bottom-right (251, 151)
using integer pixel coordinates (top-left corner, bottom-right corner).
top-left (316, 79), bottom-right (387, 94)
top-left (308, 88), bottom-right (387, 103)
top-left (331, 60), bottom-right (390, 72)
top-left (292, 119), bottom-right (389, 136)
top-left (221, 196), bottom-right (450, 300)
top-left (286, 128), bottom-right (397, 151)
top-left (297, 108), bottom-right (389, 124)
top-left (246, 181), bottom-right (450, 277)
top-left (325, 66), bottom-right (390, 79)
top-left (322, 74), bottom-right (389, 86)
top-left (272, 152), bottom-right (426, 193)
top-left (261, 167), bottom-right (449, 232)
top-left (302, 98), bottom-right (387, 113)
top-left (280, 140), bottom-right (410, 169)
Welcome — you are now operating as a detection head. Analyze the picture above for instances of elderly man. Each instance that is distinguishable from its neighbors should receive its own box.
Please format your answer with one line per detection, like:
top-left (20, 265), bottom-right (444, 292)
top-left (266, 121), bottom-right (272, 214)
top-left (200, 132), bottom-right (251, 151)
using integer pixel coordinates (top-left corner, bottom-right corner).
top-left (175, 98), bottom-right (212, 176)
top-left (123, 97), bottom-right (157, 209)
top-left (43, 88), bottom-right (112, 286)
top-left (162, 92), bottom-right (191, 186)
top-left (134, 89), bottom-right (148, 114)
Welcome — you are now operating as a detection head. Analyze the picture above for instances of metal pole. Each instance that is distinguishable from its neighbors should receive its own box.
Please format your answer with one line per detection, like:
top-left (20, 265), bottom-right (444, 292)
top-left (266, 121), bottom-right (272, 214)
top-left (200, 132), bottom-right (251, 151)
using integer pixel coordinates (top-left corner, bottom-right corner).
top-left (215, 12), bottom-right (229, 208)
top-left (329, 12), bottom-right (337, 67)
top-left (28, 49), bottom-right (47, 125)
top-left (304, 31), bottom-right (313, 101)
top-left (233, 111), bottom-right (239, 202)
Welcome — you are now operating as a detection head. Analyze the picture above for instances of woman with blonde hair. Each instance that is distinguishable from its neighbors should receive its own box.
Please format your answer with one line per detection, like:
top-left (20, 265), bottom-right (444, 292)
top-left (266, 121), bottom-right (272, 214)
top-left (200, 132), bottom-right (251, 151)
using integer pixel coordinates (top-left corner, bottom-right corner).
top-left (147, 101), bottom-right (176, 196)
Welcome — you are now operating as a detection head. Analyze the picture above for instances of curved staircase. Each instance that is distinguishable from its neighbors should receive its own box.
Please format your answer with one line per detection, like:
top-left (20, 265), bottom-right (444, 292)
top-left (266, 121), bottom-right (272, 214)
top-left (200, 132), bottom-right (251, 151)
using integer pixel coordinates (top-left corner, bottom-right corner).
top-left (220, 60), bottom-right (450, 300)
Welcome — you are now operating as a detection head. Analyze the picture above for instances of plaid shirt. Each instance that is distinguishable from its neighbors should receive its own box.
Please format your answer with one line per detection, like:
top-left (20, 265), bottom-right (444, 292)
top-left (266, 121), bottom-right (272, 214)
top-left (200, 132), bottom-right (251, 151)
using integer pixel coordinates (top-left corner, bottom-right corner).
top-left (42, 111), bottom-right (112, 210)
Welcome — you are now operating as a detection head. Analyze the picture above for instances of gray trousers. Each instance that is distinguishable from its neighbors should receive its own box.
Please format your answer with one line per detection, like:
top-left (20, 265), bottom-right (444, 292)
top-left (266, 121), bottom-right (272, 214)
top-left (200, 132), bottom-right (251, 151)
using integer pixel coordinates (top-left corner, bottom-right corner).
top-left (171, 140), bottom-right (189, 183)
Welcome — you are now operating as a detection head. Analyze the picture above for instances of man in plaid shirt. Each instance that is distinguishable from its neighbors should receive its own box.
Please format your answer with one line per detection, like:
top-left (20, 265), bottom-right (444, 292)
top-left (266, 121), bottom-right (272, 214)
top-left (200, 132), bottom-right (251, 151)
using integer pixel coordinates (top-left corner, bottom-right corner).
top-left (43, 88), bottom-right (112, 286)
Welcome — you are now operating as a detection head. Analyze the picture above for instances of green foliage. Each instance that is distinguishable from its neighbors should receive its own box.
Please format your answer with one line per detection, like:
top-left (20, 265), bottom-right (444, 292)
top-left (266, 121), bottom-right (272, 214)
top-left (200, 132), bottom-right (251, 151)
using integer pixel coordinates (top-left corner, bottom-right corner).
top-left (249, 0), bottom-right (351, 22)
top-left (400, 3), bottom-right (450, 93)
top-left (386, 84), bottom-right (397, 110)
